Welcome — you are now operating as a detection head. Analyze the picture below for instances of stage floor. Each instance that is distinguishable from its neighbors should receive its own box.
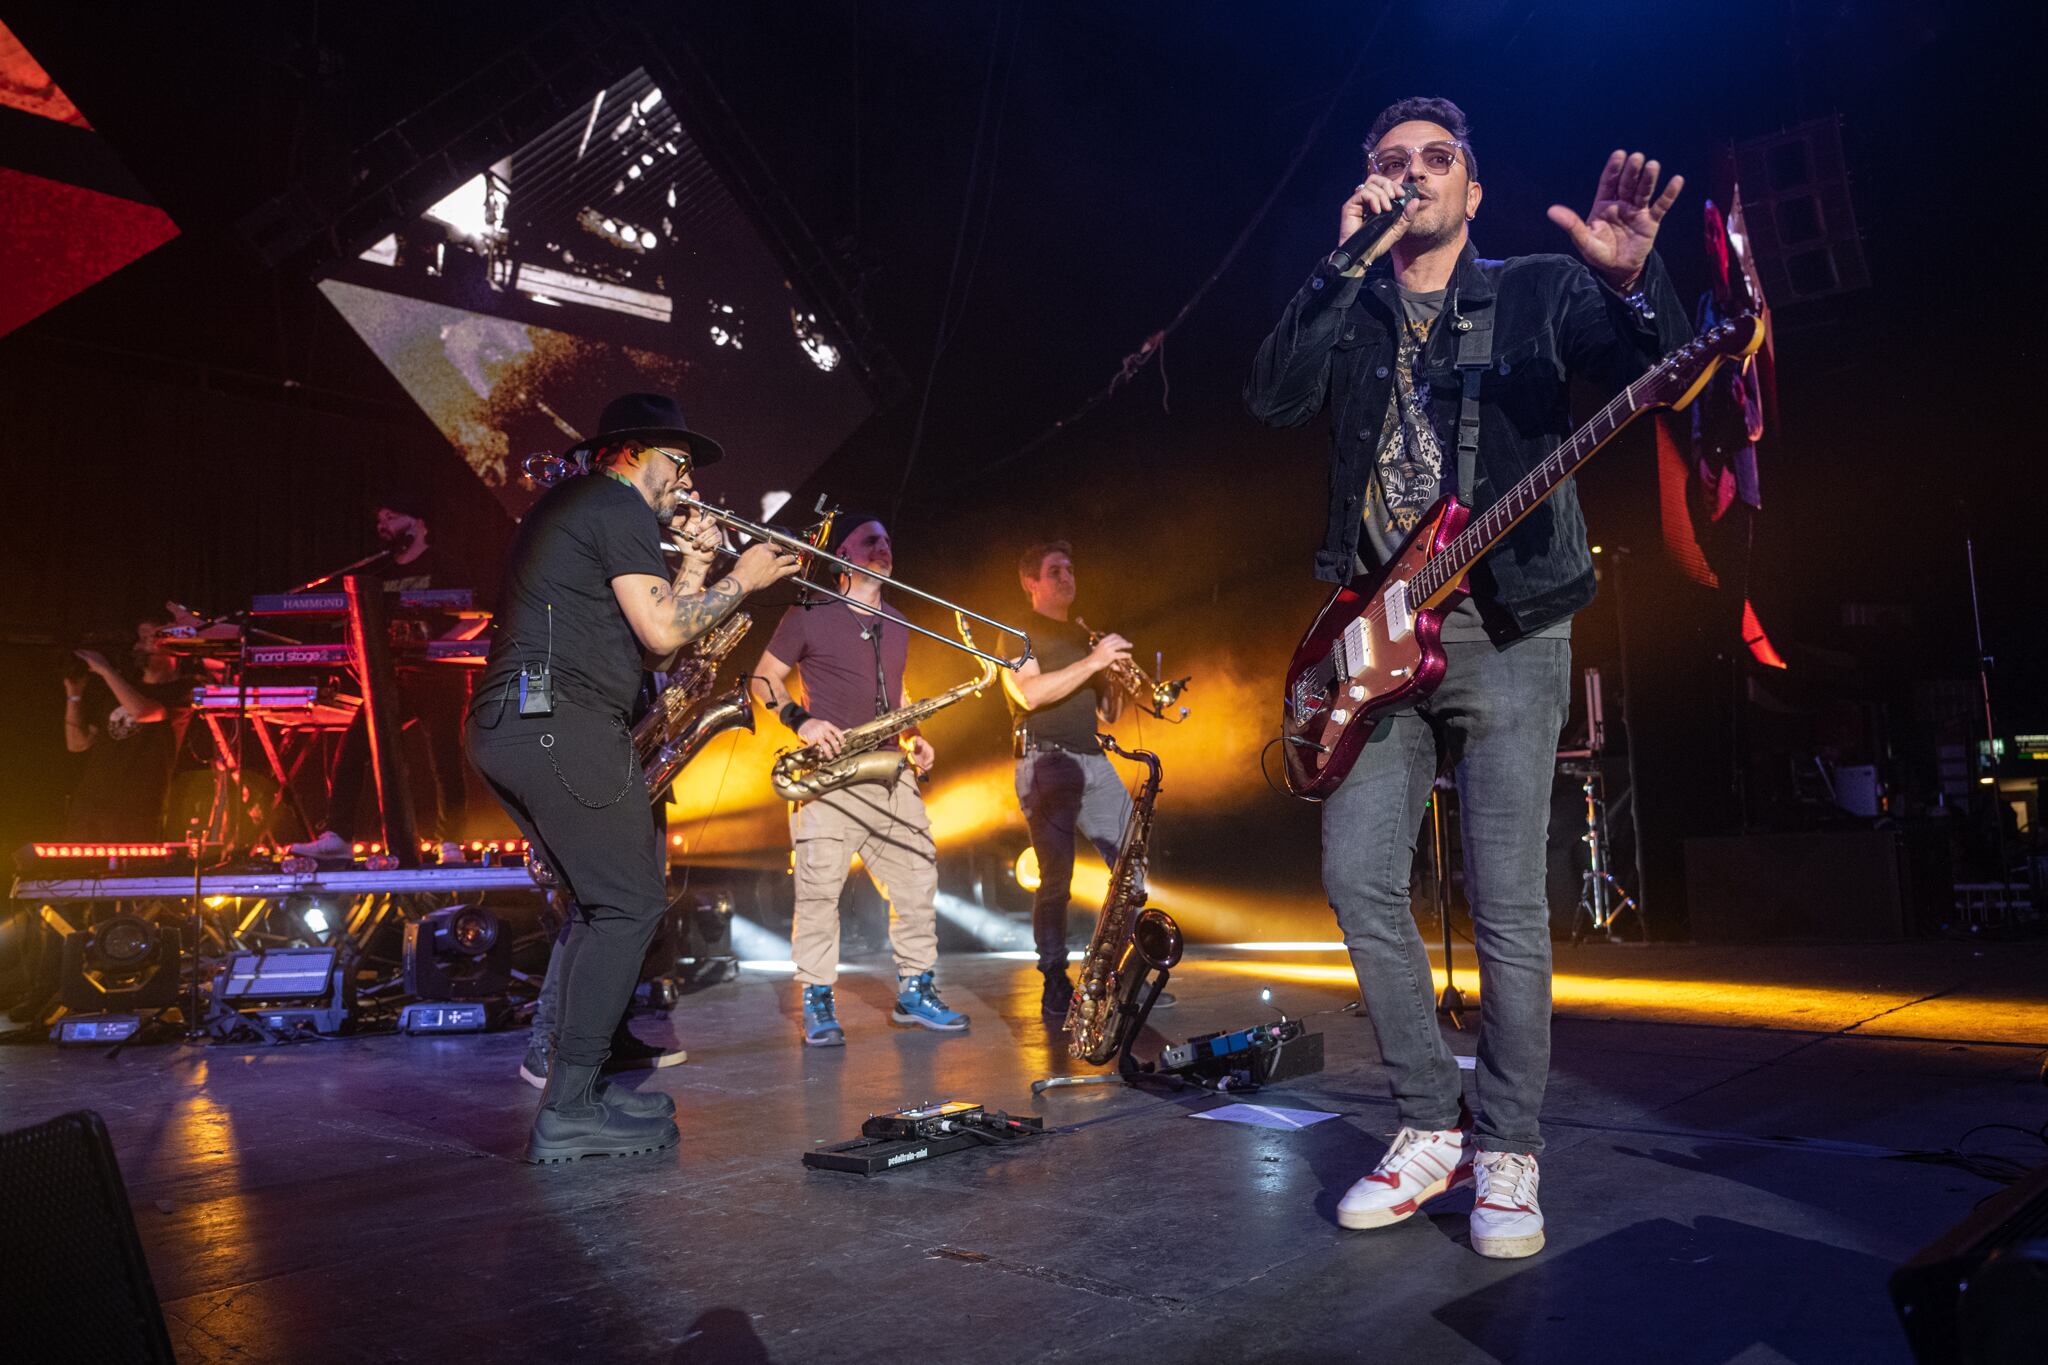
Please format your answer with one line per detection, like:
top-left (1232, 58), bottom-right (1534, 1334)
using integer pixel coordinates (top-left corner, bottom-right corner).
top-left (4, 938), bottom-right (2046, 1364)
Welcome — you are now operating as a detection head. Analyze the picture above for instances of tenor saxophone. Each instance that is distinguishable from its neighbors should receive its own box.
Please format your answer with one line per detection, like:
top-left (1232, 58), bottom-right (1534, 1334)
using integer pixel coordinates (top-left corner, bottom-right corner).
top-left (1066, 735), bottom-right (1166, 1065)
top-left (770, 614), bottom-right (997, 802)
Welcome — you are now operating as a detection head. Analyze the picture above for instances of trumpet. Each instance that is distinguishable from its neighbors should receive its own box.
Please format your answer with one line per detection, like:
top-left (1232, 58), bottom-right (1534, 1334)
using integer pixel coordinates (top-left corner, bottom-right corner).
top-left (1075, 618), bottom-right (1190, 722)
top-left (671, 492), bottom-right (1032, 672)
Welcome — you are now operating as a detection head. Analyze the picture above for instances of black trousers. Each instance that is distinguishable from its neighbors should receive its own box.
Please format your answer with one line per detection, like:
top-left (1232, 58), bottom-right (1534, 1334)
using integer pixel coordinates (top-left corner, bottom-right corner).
top-left (466, 701), bottom-right (664, 1068)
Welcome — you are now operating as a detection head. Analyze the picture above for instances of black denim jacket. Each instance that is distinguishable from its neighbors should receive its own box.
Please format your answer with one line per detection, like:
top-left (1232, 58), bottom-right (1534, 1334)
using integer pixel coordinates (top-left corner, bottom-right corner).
top-left (1245, 240), bottom-right (1693, 634)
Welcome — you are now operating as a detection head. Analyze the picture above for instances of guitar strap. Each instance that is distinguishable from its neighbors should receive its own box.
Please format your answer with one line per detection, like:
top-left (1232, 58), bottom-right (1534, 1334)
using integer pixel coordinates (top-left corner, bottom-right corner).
top-left (1451, 303), bottom-right (1494, 508)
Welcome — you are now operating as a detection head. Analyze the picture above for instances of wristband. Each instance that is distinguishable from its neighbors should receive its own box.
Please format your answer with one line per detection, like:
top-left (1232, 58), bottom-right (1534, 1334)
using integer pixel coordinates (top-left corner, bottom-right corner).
top-left (66, 693), bottom-right (85, 703)
top-left (778, 702), bottom-right (812, 733)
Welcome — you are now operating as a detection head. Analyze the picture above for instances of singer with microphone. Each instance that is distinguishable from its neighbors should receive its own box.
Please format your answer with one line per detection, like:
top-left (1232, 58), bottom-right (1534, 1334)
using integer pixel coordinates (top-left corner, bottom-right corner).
top-left (750, 513), bottom-right (968, 1047)
top-left (1244, 97), bottom-right (1694, 1259)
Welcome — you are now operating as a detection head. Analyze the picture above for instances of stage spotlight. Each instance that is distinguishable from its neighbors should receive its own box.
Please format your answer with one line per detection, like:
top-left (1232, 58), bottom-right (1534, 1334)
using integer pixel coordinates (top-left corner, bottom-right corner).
top-left (59, 913), bottom-right (181, 1016)
top-left (1014, 847), bottom-right (1042, 893)
top-left (215, 946), bottom-right (355, 1035)
top-left (285, 895), bottom-right (339, 943)
top-left (638, 889), bottom-right (739, 1003)
top-left (402, 905), bottom-right (511, 1002)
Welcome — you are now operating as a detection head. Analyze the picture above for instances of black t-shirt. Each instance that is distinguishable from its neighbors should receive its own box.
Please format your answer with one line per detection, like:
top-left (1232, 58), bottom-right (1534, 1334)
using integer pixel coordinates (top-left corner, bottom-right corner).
top-left (70, 677), bottom-right (191, 838)
top-left (376, 543), bottom-right (437, 592)
top-left (472, 474), bottom-right (667, 721)
top-left (1009, 614), bottom-right (1105, 752)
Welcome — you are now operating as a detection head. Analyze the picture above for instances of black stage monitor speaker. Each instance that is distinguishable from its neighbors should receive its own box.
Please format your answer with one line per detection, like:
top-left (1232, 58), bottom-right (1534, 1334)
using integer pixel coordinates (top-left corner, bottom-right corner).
top-left (1682, 829), bottom-right (1909, 941)
top-left (1892, 1160), bottom-right (2048, 1364)
top-left (0, 1110), bottom-right (175, 1364)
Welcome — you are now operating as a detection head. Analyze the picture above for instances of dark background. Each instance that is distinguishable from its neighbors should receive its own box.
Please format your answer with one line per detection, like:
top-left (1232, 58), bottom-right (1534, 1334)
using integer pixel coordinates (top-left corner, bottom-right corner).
top-left (3, 1), bottom-right (2039, 938)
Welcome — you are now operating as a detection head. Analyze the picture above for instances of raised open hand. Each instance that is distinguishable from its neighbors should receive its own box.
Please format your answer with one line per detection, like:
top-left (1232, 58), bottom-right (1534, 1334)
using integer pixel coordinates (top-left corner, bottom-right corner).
top-left (1547, 150), bottom-right (1683, 288)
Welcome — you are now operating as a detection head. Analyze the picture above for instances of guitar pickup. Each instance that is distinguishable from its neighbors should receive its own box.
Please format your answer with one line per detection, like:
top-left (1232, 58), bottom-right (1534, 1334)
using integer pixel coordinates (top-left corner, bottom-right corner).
top-left (1385, 580), bottom-right (1412, 641)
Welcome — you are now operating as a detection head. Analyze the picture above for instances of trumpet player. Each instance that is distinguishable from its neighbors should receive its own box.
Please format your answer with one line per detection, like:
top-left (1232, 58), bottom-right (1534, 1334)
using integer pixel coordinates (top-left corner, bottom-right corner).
top-left (751, 514), bottom-right (969, 1046)
top-left (1004, 540), bottom-right (1146, 1020)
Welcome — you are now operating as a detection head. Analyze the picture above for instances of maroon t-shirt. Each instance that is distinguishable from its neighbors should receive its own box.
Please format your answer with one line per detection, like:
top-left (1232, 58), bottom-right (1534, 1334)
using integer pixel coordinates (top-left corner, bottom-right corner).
top-left (764, 599), bottom-right (909, 729)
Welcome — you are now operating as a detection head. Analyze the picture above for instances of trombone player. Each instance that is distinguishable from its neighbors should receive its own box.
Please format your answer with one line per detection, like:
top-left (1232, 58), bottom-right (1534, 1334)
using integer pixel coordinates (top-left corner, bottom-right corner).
top-left (1003, 540), bottom-right (1146, 1020)
top-left (467, 392), bottom-right (802, 1163)
top-left (751, 513), bottom-right (970, 1046)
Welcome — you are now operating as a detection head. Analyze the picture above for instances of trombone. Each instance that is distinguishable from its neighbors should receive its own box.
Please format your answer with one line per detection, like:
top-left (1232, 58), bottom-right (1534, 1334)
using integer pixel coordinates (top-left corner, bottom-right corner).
top-left (670, 492), bottom-right (1033, 672)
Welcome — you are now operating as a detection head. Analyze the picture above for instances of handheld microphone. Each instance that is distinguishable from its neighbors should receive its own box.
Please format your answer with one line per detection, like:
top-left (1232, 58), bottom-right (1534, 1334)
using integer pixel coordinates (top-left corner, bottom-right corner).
top-left (1328, 181), bottom-right (1424, 274)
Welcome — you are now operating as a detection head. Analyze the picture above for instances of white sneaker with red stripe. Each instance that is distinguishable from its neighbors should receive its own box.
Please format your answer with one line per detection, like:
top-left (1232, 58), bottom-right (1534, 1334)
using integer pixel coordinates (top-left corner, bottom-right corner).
top-left (1337, 1121), bottom-right (1475, 1230)
top-left (1469, 1151), bottom-right (1545, 1258)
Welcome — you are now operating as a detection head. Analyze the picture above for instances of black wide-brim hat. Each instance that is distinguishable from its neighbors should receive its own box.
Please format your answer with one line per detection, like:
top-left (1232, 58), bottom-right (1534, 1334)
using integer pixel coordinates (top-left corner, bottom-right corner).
top-left (566, 392), bottom-right (724, 467)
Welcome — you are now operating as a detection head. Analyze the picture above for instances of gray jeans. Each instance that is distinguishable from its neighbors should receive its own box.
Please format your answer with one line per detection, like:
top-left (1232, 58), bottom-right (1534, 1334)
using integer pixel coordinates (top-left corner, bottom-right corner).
top-left (1016, 748), bottom-right (1134, 973)
top-left (1322, 634), bottom-right (1571, 1155)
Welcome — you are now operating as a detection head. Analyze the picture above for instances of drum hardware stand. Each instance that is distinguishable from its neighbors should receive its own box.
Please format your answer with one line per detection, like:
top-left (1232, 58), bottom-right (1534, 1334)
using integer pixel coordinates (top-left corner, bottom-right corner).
top-left (1559, 667), bottom-right (1639, 943)
top-left (1429, 779), bottom-right (1468, 1029)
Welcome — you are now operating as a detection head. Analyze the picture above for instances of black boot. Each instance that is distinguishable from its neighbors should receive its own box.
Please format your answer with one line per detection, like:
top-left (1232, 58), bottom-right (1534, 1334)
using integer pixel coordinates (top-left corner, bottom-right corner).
top-left (526, 1060), bottom-right (679, 1164)
top-left (523, 1038), bottom-right (674, 1117)
top-left (1041, 969), bottom-right (1074, 1019)
top-left (595, 1078), bottom-right (675, 1119)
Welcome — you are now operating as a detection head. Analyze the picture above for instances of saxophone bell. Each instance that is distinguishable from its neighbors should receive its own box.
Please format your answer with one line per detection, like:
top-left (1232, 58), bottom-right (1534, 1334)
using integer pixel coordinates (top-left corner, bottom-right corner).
top-left (644, 685), bottom-right (756, 798)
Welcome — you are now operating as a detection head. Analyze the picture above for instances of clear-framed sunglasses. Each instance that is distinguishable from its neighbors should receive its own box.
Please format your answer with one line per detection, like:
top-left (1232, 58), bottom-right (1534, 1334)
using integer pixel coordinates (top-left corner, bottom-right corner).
top-left (1367, 140), bottom-right (1465, 180)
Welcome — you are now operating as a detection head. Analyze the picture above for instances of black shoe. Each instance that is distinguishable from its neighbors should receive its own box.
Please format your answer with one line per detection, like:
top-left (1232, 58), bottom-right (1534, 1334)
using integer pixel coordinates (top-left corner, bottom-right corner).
top-left (1041, 971), bottom-right (1074, 1019)
top-left (1151, 991), bottom-right (1176, 1010)
top-left (605, 1025), bottom-right (687, 1071)
top-left (518, 1041), bottom-right (550, 1089)
top-left (525, 1061), bottom-right (680, 1164)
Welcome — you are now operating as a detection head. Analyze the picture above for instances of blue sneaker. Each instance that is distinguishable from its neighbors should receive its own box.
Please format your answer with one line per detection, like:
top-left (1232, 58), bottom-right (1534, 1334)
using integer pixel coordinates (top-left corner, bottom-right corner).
top-left (891, 971), bottom-right (969, 1032)
top-left (802, 984), bottom-right (844, 1047)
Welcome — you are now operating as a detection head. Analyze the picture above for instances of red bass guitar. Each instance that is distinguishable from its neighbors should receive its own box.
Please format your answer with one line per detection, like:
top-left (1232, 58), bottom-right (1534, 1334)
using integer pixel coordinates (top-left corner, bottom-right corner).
top-left (1279, 314), bottom-right (1765, 800)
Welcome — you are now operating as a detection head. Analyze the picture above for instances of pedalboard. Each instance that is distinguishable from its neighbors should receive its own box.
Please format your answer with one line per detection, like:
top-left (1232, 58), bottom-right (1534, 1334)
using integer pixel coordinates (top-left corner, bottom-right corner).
top-left (1159, 1017), bottom-right (1324, 1091)
top-left (803, 1101), bottom-right (1046, 1175)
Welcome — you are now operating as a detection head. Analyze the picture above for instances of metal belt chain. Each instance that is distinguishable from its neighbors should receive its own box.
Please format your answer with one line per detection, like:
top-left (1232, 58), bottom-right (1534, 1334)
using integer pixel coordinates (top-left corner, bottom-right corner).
top-left (540, 721), bottom-right (638, 809)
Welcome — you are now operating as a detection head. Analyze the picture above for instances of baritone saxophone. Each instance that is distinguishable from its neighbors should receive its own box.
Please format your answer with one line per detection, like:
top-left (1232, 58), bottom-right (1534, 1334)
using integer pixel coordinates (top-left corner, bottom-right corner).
top-left (1065, 735), bottom-right (1177, 1065)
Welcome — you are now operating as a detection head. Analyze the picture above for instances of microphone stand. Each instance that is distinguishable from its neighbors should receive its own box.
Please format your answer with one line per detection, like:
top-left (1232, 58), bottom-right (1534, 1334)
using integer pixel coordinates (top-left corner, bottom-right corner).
top-left (292, 549), bottom-right (393, 595)
top-left (1963, 535), bottom-right (2019, 917)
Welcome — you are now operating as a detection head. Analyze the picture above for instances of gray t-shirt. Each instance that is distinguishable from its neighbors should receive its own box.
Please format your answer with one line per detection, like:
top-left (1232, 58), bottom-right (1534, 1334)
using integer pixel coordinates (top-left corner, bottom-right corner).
top-left (1356, 285), bottom-right (1568, 646)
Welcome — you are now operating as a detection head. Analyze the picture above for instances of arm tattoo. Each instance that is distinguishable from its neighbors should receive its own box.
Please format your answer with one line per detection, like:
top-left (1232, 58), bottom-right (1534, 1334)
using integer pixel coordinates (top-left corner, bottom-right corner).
top-left (667, 575), bottom-right (743, 646)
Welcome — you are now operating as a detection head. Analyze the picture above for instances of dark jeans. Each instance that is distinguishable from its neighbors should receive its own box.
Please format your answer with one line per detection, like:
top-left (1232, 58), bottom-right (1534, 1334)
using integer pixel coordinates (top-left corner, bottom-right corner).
top-left (1015, 748), bottom-right (1133, 974)
top-left (467, 702), bottom-right (664, 1069)
top-left (1322, 634), bottom-right (1571, 1155)
top-left (330, 670), bottom-right (468, 840)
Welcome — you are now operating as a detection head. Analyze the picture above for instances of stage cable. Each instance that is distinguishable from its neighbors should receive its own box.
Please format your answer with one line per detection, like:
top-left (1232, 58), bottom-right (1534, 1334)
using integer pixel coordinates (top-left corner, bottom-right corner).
top-left (890, 0), bottom-right (1022, 519)
top-left (949, 2), bottom-right (1395, 490)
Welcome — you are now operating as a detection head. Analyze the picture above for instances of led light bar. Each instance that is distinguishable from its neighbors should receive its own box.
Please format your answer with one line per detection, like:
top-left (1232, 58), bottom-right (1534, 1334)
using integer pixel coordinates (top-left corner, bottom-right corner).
top-left (31, 843), bottom-right (173, 859)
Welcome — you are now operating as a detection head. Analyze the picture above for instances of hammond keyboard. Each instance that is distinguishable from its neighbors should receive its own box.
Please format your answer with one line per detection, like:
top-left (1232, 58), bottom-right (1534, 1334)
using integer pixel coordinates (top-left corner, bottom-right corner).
top-left (249, 587), bottom-right (477, 616)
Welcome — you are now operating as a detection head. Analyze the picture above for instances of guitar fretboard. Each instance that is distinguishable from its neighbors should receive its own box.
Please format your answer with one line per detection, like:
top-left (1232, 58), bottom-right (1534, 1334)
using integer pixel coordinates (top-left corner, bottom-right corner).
top-left (1409, 370), bottom-right (1655, 606)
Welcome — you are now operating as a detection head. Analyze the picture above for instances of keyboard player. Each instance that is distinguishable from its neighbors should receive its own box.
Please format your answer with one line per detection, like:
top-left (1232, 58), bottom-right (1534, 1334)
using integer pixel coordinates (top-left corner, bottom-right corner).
top-left (288, 501), bottom-right (478, 861)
